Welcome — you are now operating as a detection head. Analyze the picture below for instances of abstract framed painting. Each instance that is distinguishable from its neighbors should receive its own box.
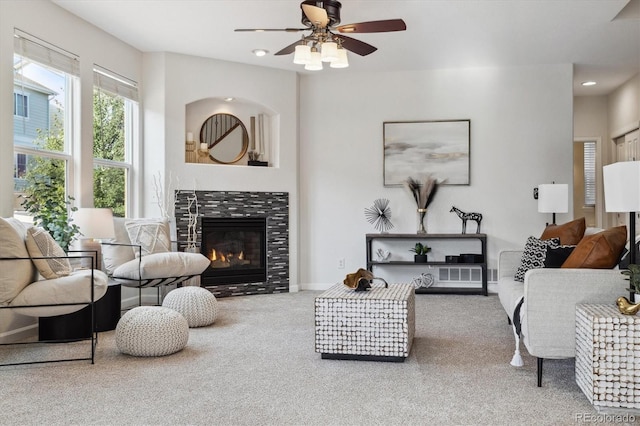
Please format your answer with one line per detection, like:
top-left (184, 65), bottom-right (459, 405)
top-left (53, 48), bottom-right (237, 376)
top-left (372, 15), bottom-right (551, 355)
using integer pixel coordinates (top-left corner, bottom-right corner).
top-left (383, 119), bottom-right (470, 186)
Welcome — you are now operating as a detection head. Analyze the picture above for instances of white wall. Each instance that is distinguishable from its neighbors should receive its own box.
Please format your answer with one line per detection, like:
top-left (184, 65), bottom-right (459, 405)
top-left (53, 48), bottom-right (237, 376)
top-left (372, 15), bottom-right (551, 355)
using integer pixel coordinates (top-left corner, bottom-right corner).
top-left (299, 64), bottom-right (574, 291)
top-left (142, 52), bottom-right (300, 290)
top-left (609, 73), bottom-right (640, 139)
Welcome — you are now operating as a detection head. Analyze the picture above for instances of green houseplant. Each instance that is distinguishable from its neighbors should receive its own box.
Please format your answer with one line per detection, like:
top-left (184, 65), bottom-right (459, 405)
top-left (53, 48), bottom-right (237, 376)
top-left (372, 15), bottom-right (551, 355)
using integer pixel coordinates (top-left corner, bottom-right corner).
top-left (622, 264), bottom-right (640, 300)
top-left (410, 242), bottom-right (431, 263)
top-left (21, 179), bottom-right (80, 251)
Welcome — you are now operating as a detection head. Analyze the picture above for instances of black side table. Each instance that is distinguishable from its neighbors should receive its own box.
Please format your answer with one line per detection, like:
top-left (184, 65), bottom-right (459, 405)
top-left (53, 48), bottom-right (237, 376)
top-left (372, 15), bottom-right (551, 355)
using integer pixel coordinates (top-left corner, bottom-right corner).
top-left (39, 283), bottom-right (122, 340)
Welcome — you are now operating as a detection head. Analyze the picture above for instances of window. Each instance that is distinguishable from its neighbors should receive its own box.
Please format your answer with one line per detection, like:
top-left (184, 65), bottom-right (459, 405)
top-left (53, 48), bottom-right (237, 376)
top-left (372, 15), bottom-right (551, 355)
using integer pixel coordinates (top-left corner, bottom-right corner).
top-left (584, 141), bottom-right (596, 207)
top-left (93, 66), bottom-right (138, 217)
top-left (13, 30), bottom-right (79, 220)
top-left (14, 93), bottom-right (28, 118)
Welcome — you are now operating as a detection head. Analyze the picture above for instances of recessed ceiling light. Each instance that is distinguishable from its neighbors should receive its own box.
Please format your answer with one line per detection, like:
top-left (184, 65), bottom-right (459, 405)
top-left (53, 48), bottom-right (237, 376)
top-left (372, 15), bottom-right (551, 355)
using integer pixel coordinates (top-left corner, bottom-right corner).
top-left (581, 81), bottom-right (597, 86)
top-left (252, 49), bottom-right (268, 57)
top-left (225, 97), bottom-right (234, 102)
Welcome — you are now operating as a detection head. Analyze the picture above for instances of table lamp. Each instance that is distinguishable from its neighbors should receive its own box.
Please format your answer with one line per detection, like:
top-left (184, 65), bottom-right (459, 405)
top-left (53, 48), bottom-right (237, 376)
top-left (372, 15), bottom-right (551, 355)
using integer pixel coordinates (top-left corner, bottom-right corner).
top-left (72, 208), bottom-right (115, 270)
top-left (603, 161), bottom-right (640, 269)
top-left (538, 183), bottom-right (568, 225)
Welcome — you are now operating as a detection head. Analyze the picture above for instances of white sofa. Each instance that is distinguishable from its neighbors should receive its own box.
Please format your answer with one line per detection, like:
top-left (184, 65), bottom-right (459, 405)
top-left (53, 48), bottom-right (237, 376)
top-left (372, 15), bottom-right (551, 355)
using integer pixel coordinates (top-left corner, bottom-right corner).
top-left (497, 228), bottom-right (628, 387)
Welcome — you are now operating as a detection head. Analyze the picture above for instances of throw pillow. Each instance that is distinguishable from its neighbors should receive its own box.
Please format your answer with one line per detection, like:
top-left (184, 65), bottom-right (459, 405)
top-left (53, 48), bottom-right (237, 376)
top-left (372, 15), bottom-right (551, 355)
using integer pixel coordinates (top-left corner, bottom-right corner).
top-left (514, 236), bottom-right (561, 282)
top-left (125, 219), bottom-right (171, 257)
top-left (561, 225), bottom-right (628, 269)
top-left (0, 218), bottom-right (37, 304)
top-left (540, 217), bottom-right (586, 245)
top-left (543, 245), bottom-right (576, 268)
top-left (25, 227), bottom-right (72, 279)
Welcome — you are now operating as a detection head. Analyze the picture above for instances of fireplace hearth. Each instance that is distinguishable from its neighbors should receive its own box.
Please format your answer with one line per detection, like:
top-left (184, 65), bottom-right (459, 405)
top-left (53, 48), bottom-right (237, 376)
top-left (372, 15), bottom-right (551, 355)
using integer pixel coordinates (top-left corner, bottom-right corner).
top-left (200, 217), bottom-right (267, 286)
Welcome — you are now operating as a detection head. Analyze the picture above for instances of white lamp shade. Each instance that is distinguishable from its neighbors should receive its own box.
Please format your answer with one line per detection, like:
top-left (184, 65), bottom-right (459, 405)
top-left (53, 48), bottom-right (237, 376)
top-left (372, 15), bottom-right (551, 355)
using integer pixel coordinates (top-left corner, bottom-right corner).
top-left (304, 50), bottom-right (323, 71)
top-left (538, 184), bottom-right (569, 213)
top-left (293, 44), bottom-right (311, 65)
top-left (320, 41), bottom-right (338, 62)
top-left (73, 208), bottom-right (115, 240)
top-left (603, 161), bottom-right (640, 212)
top-left (330, 48), bottom-right (349, 68)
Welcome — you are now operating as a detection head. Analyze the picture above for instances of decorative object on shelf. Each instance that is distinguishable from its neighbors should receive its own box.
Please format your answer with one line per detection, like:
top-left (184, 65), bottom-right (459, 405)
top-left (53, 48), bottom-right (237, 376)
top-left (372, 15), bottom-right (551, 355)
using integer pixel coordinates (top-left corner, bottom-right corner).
top-left (247, 116), bottom-right (269, 166)
top-left (409, 242), bottom-right (431, 263)
top-left (197, 113), bottom-right (249, 164)
top-left (411, 272), bottom-right (435, 289)
top-left (375, 248), bottom-right (391, 262)
top-left (342, 268), bottom-right (388, 292)
top-left (384, 119), bottom-right (470, 186)
top-left (450, 206), bottom-right (483, 234)
top-left (445, 255), bottom-right (460, 263)
top-left (616, 296), bottom-right (640, 315)
top-left (404, 176), bottom-right (439, 234)
top-left (364, 198), bottom-right (394, 233)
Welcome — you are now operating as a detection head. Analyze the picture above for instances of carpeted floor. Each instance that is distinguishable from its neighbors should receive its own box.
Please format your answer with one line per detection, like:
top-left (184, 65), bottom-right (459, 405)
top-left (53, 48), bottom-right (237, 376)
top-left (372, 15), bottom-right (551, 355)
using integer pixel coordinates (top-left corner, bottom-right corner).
top-left (0, 290), bottom-right (631, 425)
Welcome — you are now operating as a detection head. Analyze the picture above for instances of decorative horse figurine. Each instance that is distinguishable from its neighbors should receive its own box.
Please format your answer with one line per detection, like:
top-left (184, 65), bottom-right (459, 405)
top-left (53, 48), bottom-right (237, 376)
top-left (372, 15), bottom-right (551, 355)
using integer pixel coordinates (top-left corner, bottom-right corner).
top-left (450, 206), bottom-right (483, 234)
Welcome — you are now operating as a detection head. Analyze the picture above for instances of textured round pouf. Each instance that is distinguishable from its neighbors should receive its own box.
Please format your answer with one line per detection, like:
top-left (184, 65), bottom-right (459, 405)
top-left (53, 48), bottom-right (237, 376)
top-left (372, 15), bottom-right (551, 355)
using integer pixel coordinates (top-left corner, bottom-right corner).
top-left (115, 306), bottom-right (189, 357)
top-left (162, 286), bottom-right (218, 328)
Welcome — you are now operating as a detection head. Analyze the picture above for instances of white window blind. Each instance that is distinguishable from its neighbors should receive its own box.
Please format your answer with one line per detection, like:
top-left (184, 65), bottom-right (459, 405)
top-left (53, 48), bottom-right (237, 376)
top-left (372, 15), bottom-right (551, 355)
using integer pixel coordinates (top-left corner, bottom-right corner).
top-left (584, 141), bottom-right (596, 206)
top-left (13, 29), bottom-right (80, 76)
top-left (93, 65), bottom-right (138, 102)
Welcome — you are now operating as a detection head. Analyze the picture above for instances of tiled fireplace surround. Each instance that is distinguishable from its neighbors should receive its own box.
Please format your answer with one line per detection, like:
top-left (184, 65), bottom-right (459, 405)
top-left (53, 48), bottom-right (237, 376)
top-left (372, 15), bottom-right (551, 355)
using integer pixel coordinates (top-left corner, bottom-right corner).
top-left (174, 191), bottom-right (289, 298)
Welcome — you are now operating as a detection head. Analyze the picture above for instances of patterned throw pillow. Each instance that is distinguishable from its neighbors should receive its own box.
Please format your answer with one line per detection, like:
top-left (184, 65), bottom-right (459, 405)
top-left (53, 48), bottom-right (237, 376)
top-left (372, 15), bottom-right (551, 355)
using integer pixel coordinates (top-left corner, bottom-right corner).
top-left (514, 236), bottom-right (560, 282)
top-left (125, 219), bottom-right (171, 257)
top-left (25, 227), bottom-right (72, 279)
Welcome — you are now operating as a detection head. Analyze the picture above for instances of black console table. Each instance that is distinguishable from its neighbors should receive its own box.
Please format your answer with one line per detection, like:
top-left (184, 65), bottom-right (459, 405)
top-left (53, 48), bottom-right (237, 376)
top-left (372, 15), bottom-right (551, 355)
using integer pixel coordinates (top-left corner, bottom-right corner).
top-left (366, 233), bottom-right (488, 296)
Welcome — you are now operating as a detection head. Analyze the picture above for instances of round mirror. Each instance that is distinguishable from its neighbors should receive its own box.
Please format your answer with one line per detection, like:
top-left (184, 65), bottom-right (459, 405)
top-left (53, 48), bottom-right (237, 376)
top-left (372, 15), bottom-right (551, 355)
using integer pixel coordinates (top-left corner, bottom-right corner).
top-left (200, 113), bottom-right (249, 164)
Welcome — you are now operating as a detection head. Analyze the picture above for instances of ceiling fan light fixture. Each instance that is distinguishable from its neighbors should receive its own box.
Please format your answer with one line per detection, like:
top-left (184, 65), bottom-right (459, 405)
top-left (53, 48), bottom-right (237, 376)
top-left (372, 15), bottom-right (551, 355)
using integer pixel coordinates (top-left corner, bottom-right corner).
top-left (320, 41), bottom-right (338, 62)
top-left (293, 44), bottom-right (311, 64)
top-left (330, 48), bottom-right (349, 68)
top-left (305, 48), bottom-right (323, 70)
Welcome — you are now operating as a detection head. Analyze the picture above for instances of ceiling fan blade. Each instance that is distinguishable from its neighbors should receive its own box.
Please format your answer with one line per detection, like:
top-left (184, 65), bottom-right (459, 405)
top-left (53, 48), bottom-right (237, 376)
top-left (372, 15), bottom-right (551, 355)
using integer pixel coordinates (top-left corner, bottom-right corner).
top-left (301, 4), bottom-right (329, 28)
top-left (335, 19), bottom-right (406, 33)
top-left (335, 34), bottom-right (377, 56)
top-left (274, 39), bottom-right (304, 56)
top-left (235, 28), bottom-right (307, 32)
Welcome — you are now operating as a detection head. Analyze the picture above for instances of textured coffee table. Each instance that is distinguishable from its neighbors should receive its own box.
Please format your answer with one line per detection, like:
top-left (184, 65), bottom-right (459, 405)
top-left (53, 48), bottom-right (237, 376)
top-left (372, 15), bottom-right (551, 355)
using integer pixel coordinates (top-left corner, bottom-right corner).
top-left (575, 304), bottom-right (640, 412)
top-left (314, 283), bottom-right (415, 362)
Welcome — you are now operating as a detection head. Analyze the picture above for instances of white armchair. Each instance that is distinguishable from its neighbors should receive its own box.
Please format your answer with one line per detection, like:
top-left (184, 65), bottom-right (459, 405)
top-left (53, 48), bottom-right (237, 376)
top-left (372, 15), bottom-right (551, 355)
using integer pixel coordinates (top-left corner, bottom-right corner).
top-left (0, 217), bottom-right (108, 366)
top-left (101, 217), bottom-right (210, 306)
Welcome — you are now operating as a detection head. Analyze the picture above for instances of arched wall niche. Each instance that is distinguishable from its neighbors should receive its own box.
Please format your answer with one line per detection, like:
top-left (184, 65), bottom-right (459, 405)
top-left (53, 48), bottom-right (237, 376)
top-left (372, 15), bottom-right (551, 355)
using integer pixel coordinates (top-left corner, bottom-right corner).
top-left (185, 97), bottom-right (278, 166)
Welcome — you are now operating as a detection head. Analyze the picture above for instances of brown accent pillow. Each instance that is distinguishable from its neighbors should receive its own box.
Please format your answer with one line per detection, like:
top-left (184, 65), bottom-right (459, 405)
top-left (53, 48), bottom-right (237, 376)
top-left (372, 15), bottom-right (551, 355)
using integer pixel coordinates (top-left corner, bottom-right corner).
top-left (540, 217), bottom-right (586, 245)
top-left (561, 225), bottom-right (627, 269)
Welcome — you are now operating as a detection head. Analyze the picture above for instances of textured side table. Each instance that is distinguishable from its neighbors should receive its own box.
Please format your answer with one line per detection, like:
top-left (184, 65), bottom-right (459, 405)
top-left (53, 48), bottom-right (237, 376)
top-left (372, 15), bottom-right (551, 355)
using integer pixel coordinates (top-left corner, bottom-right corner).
top-left (314, 283), bottom-right (415, 362)
top-left (576, 304), bottom-right (640, 412)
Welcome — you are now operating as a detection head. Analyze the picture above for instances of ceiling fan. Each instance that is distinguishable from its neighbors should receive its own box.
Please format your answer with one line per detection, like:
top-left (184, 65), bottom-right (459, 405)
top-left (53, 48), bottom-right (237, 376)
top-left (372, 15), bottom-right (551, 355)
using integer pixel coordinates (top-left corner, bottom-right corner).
top-left (235, 0), bottom-right (406, 68)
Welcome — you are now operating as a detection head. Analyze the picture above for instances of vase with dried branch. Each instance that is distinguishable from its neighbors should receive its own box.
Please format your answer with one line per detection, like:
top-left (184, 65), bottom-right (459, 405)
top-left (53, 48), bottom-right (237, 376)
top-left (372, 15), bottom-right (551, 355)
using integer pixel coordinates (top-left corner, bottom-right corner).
top-left (404, 176), bottom-right (439, 234)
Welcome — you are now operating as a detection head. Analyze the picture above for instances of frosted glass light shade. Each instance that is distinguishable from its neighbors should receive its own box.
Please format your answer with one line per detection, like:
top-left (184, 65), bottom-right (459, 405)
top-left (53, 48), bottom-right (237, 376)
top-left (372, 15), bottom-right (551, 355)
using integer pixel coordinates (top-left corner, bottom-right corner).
top-left (538, 184), bottom-right (568, 213)
top-left (305, 50), bottom-right (323, 70)
top-left (73, 208), bottom-right (115, 240)
top-left (604, 161), bottom-right (640, 212)
top-left (293, 44), bottom-right (311, 65)
top-left (330, 48), bottom-right (349, 68)
top-left (320, 41), bottom-right (338, 62)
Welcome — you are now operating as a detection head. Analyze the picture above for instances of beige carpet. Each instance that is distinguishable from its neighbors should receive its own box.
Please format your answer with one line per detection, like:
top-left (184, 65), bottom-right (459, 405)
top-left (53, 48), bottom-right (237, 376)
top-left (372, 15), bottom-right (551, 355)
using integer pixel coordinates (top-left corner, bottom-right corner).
top-left (0, 290), bottom-right (624, 425)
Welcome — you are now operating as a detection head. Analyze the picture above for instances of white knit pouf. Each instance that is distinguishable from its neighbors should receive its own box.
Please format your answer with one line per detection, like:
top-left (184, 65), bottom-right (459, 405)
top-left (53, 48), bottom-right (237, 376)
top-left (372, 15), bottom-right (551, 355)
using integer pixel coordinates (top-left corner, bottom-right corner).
top-left (115, 306), bottom-right (189, 357)
top-left (162, 286), bottom-right (218, 328)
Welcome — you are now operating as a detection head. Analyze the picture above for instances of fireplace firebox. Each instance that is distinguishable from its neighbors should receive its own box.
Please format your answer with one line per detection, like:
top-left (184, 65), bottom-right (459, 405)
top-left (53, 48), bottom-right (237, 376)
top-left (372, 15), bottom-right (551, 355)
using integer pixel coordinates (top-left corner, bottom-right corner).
top-left (200, 217), bottom-right (267, 286)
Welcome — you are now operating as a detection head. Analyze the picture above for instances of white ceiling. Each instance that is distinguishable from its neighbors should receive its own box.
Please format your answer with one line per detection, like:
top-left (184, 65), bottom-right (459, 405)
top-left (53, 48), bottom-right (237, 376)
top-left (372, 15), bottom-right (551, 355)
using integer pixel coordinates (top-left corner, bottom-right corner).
top-left (52, 0), bottom-right (640, 96)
